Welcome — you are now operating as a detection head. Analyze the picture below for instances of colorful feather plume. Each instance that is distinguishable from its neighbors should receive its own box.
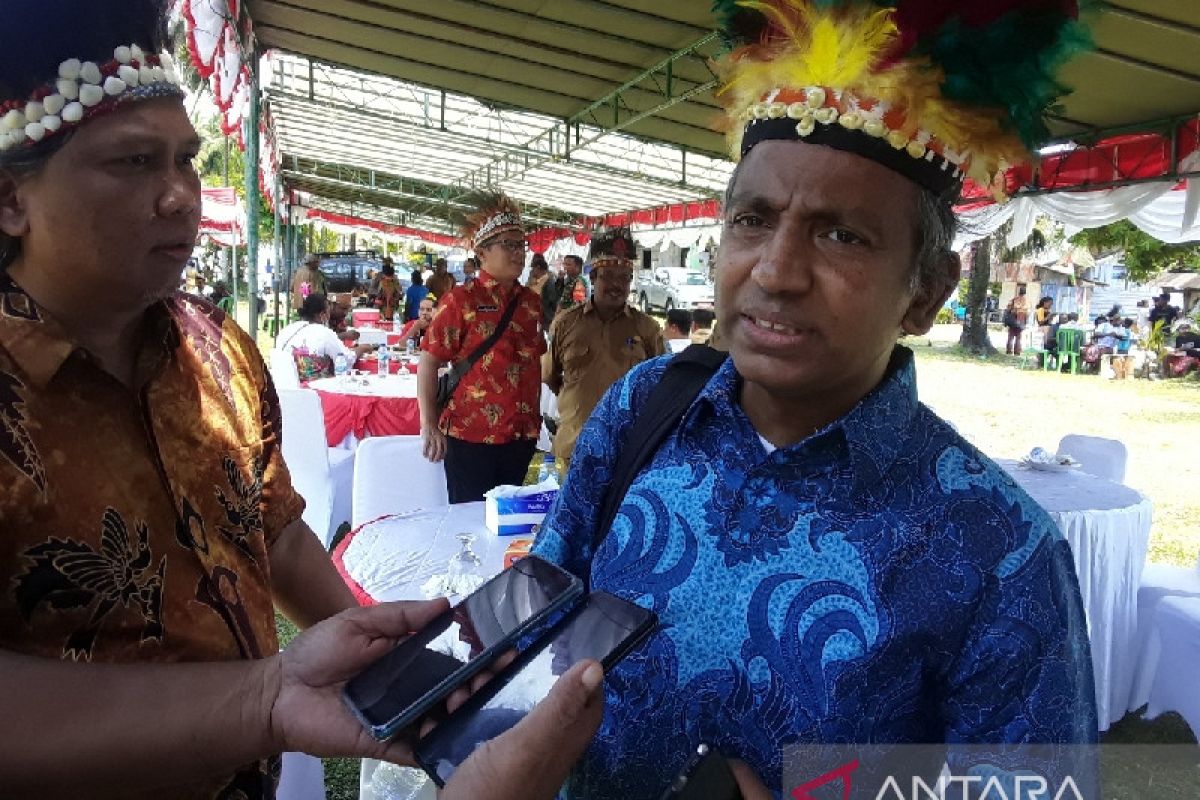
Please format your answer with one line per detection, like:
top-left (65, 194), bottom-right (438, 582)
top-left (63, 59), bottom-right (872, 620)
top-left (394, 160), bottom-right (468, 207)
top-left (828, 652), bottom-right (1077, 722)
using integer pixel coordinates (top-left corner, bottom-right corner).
top-left (713, 0), bottom-right (1093, 190)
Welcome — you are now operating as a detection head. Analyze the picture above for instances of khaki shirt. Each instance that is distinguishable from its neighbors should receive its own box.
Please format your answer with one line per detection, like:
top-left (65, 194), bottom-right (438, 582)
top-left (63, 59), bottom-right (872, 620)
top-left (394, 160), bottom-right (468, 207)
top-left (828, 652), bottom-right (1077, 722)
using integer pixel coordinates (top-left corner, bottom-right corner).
top-left (544, 301), bottom-right (664, 460)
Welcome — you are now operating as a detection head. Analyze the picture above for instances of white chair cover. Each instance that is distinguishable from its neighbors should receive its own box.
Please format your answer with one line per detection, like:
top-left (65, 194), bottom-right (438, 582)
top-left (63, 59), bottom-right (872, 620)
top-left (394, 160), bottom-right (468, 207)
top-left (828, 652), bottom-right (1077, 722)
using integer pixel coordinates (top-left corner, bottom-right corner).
top-left (269, 349), bottom-right (301, 391)
top-left (278, 388), bottom-right (355, 547)
top-left (276, 752), bottom-right (325, 800)
top-left (1057, 434), bottom-right (1128, 484)
top-left (1127, 554), bottom-right (1200, 713)
top-left (352, 435), bottom-right (448, 528)
top-left (1145, 597), bottom-right (1200, 736)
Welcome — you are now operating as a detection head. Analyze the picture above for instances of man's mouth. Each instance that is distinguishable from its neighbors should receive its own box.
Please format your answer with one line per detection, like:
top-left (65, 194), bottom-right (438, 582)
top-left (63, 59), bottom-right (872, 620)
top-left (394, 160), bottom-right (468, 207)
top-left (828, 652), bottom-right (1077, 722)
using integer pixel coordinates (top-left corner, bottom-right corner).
top-left (745, 314), bottom-right (800, 336)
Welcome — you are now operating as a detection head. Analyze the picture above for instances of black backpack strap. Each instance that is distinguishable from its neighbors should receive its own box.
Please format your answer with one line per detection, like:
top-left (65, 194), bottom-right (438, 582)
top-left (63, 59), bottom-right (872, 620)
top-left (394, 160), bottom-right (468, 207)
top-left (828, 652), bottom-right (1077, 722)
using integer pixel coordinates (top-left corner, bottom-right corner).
top-left (448, 290), bottom-right (522, 382)
top-left (587, 344), bottom-right (728, 577)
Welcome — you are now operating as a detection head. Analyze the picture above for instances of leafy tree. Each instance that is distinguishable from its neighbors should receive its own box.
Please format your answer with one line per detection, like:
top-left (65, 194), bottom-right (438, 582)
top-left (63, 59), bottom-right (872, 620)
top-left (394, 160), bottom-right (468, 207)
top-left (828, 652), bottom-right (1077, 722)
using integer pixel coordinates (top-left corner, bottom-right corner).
top-left (1069, 220), bottom-right (1200, 283)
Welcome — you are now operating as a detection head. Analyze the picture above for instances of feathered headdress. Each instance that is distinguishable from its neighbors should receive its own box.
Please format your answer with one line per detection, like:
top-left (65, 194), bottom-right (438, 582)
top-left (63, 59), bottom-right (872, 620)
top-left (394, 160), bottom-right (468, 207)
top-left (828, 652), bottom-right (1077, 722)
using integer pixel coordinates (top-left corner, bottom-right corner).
top-left (454, 189), bottom-right (524, 249)
top-left (713, 0), bottom-right (1093, 197)
top-left (588, 227), bottom-right (637, 270)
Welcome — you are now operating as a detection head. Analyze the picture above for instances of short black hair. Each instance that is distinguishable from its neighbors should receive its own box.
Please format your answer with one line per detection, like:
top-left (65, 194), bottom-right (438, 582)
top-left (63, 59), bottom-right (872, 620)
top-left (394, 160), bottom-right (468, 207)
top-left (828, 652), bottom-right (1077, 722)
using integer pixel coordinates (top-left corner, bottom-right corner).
top-left (564, 255), bottom-right (584, 268)
top-left (411, 270), bottom-right (423, 284)
top-left (692, 308), bottom-right (715, 328)
top-left (665, 308), bottom-right (693, 333)
top-left (299, 293), bottom-right (329, 321)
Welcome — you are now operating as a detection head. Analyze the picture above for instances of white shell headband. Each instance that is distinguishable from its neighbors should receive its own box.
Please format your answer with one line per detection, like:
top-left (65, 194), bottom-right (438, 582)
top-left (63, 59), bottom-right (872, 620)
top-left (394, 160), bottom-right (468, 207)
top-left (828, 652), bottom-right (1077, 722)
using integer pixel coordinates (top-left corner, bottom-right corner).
top-left (0, 45), bottom-right (183, 153)
top-left (473, 212), bottom-right (523, 247)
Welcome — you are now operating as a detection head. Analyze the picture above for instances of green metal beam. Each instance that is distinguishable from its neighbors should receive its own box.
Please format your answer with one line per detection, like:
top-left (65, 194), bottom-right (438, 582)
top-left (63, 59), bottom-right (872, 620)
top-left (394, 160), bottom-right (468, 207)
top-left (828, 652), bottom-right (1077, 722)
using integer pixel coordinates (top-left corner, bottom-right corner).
top-left (449, 32), bottom-right (721, 195)
top-left (245, 55), bottom-right (261, 334)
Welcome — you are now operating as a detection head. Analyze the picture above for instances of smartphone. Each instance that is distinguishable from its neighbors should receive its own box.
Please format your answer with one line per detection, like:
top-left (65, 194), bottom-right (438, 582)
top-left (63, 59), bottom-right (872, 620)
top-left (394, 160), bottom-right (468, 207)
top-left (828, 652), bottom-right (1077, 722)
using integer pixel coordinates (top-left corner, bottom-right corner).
top-left (415, 590), bottom-right (658, 787)
top-left (660, 744), bottom-right (744, 800)
top-left (342, 555), bottom-right (583, 741)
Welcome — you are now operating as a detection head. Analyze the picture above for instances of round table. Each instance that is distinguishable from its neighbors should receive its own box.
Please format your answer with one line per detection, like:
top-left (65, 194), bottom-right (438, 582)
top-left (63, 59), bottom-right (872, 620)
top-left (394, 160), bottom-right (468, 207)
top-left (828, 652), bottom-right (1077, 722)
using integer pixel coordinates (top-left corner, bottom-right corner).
top-left (332, 504), bottom-right (508, 800)
top-left (309, 373), bottom-right (421, 447)
top-left (998, 460), bottom-right (1153, 730)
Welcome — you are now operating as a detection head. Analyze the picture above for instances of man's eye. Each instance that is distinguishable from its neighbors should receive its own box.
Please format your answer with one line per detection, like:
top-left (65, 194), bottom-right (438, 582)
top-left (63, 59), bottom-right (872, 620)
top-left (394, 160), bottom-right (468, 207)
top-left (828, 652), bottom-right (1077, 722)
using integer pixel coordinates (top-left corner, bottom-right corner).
top-left (826, 228), bottom-right (864, 245)
top-left (730, 214), bottom-right (765, 227)
top-left (123, 154), bottom-right (152, 167)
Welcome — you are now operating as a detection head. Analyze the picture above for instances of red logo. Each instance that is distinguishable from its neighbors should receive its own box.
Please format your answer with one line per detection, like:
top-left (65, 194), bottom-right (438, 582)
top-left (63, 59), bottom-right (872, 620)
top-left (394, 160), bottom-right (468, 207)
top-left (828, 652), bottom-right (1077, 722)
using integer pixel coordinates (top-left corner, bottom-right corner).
top-left (791, 759), bottom-right (860, 800)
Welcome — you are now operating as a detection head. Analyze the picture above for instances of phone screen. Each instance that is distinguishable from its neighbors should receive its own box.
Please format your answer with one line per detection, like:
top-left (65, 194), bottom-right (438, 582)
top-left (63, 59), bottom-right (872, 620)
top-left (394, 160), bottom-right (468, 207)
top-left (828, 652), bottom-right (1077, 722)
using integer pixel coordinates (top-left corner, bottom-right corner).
top-left (343, 555), bottom-right (582, 738)
top-left (416, 591), bottom-right (657, 786)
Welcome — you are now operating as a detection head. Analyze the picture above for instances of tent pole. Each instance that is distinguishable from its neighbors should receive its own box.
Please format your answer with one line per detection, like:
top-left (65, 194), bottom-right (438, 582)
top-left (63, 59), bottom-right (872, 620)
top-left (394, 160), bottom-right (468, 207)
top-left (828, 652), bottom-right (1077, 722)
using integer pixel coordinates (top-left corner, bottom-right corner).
top-left (231, 242), bottom-right (238, 326)
top-left (244, 53), bottom-right (262, 335)
top-left (272, 175), bottom-right (282, 338)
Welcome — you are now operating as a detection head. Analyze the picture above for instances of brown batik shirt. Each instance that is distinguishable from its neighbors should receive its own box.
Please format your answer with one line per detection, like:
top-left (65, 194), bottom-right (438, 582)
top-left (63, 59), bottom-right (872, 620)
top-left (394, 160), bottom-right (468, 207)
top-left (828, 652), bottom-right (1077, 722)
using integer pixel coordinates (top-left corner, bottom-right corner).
top-left (0, 273), bottom-right (304, 798)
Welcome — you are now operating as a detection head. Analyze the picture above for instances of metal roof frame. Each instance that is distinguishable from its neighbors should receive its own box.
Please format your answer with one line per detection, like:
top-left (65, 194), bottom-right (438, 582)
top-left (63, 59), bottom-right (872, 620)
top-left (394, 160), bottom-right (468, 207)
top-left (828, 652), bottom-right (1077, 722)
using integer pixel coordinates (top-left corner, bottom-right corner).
top-left (240, 0), bottom-right (1200, 232)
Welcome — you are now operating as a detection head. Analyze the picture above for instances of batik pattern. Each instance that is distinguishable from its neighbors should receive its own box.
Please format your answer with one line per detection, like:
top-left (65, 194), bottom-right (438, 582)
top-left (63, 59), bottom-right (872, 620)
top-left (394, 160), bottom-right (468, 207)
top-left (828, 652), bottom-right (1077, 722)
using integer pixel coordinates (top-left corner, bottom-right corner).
top-left (533, 348), bottom-right (1097, 800)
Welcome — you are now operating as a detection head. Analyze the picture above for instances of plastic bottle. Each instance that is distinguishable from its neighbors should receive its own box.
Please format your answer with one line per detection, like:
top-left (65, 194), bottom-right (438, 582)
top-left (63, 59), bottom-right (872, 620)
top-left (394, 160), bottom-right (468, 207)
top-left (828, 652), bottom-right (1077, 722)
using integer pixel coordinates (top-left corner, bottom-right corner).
top-left (406, 338), bottom-right (416, 358)
top-left (536, 453), bottom-right (558, 487)
top-left (333, 352), bottom-right (350, 378)
top-left (376, 345), bottom-right (389, 376)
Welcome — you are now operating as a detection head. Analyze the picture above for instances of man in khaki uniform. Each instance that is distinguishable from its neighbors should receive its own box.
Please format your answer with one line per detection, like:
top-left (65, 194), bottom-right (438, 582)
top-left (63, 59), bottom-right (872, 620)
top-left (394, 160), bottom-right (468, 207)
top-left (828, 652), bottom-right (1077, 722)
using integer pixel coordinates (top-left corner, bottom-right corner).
top-left (544, 228), bottom-right (665, 463)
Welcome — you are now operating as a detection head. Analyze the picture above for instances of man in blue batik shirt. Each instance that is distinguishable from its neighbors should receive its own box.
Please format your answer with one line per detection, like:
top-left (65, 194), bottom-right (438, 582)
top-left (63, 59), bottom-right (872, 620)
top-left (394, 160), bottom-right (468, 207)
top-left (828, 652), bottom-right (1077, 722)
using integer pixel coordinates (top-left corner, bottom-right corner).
top-left (531, 4), bottom-right (1098, 797)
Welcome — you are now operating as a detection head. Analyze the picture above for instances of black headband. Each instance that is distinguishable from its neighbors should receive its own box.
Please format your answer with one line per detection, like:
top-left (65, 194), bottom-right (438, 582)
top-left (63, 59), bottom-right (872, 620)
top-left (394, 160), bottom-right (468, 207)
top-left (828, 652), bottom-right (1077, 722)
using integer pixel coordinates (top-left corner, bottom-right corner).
top-left (741, 117), bottom-right (963, 199)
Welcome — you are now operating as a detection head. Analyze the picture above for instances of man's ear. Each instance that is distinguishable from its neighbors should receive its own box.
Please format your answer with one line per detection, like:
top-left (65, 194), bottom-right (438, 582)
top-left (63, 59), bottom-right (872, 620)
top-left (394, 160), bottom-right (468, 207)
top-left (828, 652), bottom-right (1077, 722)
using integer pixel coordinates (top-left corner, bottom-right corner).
top-left (901, 252), bottom-right (960, 336)
top-left (0, 169), bottom-right (30, 238)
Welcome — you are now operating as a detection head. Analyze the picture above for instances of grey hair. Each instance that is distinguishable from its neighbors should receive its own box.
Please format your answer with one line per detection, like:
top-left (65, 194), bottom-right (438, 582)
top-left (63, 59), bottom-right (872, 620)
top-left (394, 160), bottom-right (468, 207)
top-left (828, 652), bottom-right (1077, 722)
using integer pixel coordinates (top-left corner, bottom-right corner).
top-left (910, 187), bottom-right (958, 297)
top-left (720, 157), bottom-right (958, 298)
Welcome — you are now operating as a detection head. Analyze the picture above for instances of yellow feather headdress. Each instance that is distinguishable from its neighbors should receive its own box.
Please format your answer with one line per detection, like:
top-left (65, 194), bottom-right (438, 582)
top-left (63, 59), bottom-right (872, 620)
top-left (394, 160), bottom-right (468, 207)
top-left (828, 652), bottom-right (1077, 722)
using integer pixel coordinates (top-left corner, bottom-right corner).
top-left (714, 0), bottom-right (1092, 197)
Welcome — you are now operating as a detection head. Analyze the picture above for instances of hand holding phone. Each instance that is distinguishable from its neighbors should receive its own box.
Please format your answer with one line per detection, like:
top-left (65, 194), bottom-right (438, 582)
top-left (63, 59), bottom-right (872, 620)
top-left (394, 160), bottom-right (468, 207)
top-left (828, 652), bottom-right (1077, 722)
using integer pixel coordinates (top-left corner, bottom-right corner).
top-left (342, 556), bottom-right (583, 741)
top-left (415, 591), bottom-right (658, 786)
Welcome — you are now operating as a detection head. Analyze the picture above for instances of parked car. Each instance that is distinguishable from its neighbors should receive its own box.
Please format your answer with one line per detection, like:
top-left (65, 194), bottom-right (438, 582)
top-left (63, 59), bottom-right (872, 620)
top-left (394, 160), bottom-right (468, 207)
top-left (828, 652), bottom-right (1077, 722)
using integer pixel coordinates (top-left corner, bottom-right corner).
top-left (314, 250), bottom-right (383, 294)
top-left (635, 267), bottom-right (715, 314)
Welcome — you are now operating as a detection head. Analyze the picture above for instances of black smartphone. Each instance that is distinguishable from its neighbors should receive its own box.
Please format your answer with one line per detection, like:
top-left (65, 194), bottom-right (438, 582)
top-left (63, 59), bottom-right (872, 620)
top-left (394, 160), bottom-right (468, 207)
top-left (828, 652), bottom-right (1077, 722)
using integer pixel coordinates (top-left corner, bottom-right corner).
top-left (415, 590), bottom-right (658, 787)
top-left (342, 555), bottom-right (583, 740)
top-left (660, 744), bottom-right (744, 800)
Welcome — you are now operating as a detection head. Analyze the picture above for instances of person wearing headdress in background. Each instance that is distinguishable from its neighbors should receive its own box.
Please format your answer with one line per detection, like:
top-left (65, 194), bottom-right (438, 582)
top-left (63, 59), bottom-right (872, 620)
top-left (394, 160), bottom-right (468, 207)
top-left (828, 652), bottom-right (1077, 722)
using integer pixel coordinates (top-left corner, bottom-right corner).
top-left (532, 1), bottom-right (1097, 797)
top-left (0, 2), bottom-right (603, 796)
top-left (543, 228), bottom-right (664, 465)
top-left (418, 190), bottom-right (546, 502)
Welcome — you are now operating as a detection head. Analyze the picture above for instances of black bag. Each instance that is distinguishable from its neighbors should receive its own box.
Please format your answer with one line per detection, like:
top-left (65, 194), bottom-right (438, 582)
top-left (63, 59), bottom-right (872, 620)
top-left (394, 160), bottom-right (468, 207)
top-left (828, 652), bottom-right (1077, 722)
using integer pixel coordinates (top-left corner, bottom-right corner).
top-left (1002, 308), bottom-right (1017, 328)
top-left (435, 292), bottom-right (522, 410)
top-left (585, 344), bottom-right (728, 586)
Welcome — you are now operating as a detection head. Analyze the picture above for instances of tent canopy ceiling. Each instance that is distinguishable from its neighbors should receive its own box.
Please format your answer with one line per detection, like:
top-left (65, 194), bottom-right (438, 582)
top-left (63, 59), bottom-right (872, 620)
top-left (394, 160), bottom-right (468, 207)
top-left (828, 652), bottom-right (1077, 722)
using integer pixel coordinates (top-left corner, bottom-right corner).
top-left (245, 0), bottom-right (1200, 230)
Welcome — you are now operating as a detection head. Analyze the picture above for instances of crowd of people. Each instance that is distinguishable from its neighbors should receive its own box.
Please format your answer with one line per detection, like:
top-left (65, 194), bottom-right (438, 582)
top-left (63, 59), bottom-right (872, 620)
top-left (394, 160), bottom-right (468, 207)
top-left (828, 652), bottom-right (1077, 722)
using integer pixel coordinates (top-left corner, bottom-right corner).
top-left (0, 0), bottom-right (1114, 798)
top-left (1003, 289), bottom-right (1198, 378)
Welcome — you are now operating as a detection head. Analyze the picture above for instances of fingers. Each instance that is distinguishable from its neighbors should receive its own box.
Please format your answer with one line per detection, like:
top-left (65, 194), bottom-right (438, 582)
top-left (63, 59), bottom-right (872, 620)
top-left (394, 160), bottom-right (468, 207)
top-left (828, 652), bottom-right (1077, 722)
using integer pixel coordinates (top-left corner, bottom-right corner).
top-left (443, 650), bottom-right (518, 715)
top-left (728, 760), bottom-right (772, 800)
top-left (442, 659), bottom-right (605, 800)
top-left (342, 598), bottom-right (450, 644)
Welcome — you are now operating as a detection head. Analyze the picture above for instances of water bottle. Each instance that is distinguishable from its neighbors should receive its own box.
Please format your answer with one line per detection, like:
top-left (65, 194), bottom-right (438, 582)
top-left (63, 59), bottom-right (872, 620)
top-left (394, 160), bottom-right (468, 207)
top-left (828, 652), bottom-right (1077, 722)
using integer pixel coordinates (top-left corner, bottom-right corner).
top-left (333, 352), bottom-right (350, 378)
top-left (376, 345), bottom-right (389, 376)
top-left (536, 453), bottom-right (558, 487)
top-left (406, 338), bottom-right (416, 358)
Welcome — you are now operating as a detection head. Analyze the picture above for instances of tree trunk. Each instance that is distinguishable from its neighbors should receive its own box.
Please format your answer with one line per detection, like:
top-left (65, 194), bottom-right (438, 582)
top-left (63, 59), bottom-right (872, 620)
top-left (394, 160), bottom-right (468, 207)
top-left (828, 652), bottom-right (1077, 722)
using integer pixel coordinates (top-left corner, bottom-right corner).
top-left (959, 235), bottom-right (998, 355)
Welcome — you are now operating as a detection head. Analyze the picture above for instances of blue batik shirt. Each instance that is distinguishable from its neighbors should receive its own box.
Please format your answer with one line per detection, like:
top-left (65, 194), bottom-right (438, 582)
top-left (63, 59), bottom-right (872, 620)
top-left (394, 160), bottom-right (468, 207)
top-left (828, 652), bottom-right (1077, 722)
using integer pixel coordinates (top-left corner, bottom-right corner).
top-left (532, 346), bottom-right (1097, 800)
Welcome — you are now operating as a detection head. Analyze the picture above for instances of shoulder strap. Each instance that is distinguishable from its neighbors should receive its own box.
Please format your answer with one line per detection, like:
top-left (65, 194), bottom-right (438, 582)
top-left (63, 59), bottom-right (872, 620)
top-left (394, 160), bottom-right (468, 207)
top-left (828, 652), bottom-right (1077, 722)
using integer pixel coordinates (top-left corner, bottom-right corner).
top-left (588, 344), bottom-right (727, 571)
top-left (450, 289), bottom-right (522, 379)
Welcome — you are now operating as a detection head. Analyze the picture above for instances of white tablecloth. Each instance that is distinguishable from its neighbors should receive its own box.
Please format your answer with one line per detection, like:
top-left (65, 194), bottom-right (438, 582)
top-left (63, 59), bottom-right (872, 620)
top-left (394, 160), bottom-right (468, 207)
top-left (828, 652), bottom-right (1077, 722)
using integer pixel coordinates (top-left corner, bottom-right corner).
top-left (338, 503), bottom-right (503, 603)
top-left (309, 374), bottom-right (419, 400)
top-left (336, 504), bottom-right (507, 800)
top-left (998, 460), bottom-right (1153, 730)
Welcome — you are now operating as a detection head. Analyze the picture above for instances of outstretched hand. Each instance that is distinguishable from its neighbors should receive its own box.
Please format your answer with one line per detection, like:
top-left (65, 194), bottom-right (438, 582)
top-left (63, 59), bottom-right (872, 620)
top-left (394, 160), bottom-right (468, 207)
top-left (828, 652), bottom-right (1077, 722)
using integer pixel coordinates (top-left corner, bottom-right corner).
top-left (266, 599), bottom-right (450, 765)
top-left (443, 658), bottom-right (606, 799)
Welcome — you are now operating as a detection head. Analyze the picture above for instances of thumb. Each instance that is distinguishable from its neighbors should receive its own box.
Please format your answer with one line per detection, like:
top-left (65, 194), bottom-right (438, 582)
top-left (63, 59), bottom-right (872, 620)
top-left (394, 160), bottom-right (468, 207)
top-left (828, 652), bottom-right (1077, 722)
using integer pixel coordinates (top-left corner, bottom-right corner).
top-left (442, 659), bottom-right (605, 800)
